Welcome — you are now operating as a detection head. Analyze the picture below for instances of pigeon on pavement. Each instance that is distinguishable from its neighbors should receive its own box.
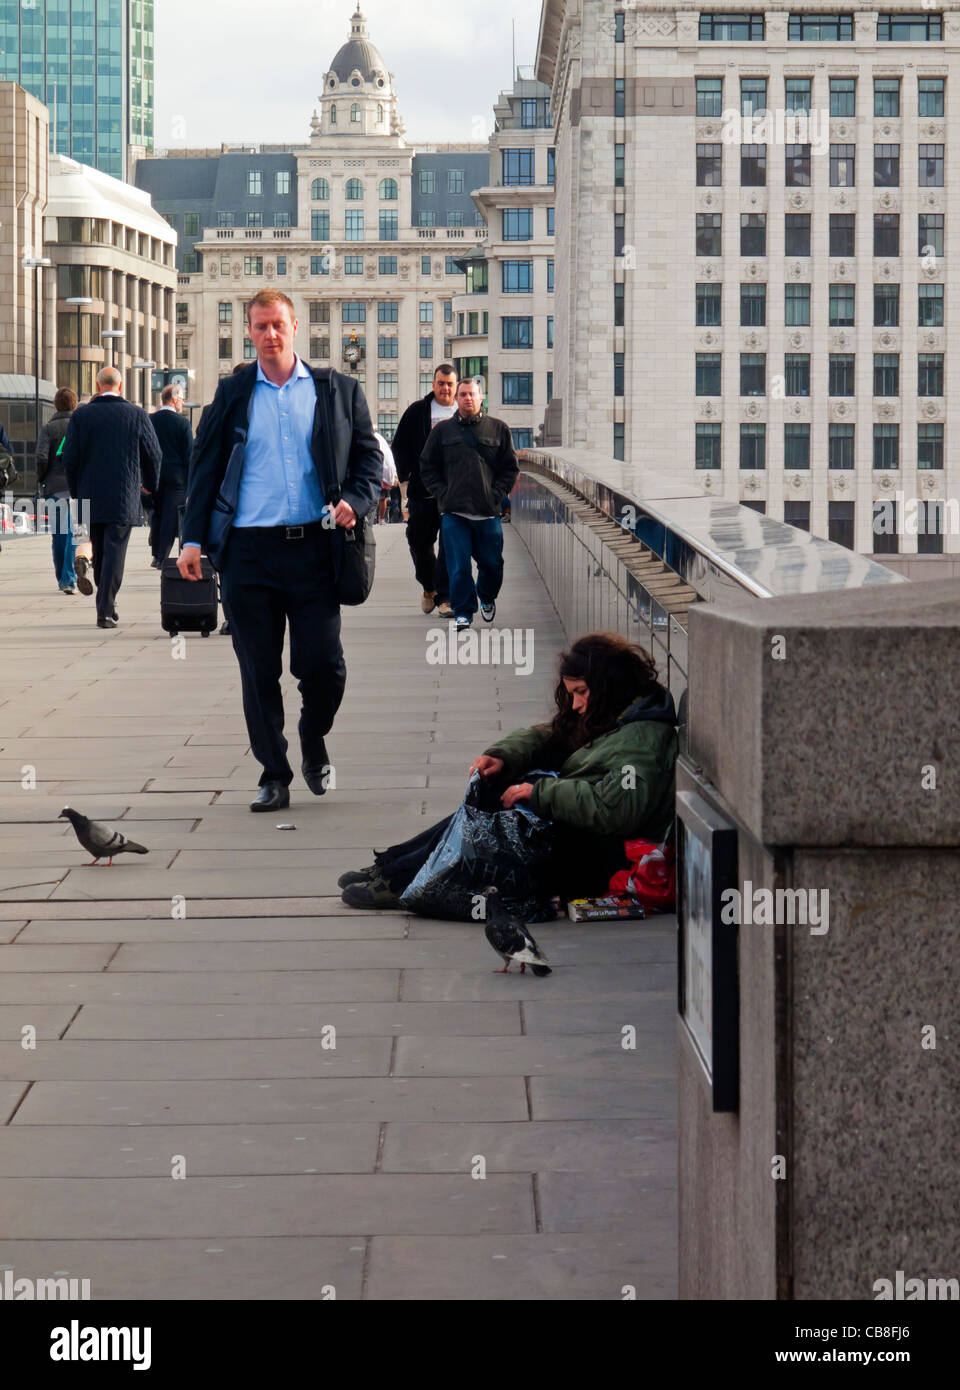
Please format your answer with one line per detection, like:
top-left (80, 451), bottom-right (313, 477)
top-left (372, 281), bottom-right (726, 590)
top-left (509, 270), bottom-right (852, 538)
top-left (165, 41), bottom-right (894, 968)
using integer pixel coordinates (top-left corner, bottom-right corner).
top-left (482, 889), bottom-right (552, 976)
top-left (59, 807), bottom-right (149, 867)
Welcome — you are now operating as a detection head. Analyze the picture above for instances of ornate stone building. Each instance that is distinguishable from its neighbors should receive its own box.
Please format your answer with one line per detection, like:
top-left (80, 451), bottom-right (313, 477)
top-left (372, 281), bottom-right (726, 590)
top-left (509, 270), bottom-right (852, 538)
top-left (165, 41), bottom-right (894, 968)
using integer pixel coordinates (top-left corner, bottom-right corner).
top-left (137, 7), bottom-right (488, 438)
top-left (537, 1), bottom-right (960, 554)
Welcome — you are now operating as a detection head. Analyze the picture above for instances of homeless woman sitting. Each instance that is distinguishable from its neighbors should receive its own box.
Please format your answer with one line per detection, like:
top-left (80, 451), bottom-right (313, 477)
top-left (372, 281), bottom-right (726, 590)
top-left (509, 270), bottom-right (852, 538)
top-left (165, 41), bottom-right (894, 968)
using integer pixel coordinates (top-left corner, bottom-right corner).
top-left (340, 632), bottom-right (679, 914)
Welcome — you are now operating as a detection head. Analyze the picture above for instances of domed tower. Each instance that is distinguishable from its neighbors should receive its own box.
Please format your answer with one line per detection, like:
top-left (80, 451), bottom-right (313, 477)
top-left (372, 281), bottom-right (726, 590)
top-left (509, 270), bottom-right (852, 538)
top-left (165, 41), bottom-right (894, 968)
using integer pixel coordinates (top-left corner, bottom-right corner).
top-left (315, 5), bottom-right (404, 140)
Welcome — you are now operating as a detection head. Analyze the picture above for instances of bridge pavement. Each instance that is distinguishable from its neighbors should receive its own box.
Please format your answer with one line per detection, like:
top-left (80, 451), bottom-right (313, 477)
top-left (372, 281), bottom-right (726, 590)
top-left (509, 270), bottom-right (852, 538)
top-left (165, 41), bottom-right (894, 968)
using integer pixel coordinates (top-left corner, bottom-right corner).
top-left (0, 521), bottom-right (676, 1300)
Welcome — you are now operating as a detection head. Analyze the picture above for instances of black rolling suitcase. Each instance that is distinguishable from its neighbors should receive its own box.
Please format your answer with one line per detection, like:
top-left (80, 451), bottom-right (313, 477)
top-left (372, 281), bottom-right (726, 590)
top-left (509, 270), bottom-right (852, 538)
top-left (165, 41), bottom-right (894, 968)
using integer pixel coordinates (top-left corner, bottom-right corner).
top-left (160, 556), bottom-right (218, 636)
top-left (161, 507), bottom-right (218, 636)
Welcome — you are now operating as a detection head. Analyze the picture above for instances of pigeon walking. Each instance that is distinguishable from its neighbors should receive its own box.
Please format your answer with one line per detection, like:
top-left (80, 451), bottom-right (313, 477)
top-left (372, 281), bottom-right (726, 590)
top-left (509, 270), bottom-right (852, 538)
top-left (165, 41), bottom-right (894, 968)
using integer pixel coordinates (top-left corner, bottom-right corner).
top-left (59, 807), bottom-right (149, 867)
top-left (482, 890), bottom-right (551, 977)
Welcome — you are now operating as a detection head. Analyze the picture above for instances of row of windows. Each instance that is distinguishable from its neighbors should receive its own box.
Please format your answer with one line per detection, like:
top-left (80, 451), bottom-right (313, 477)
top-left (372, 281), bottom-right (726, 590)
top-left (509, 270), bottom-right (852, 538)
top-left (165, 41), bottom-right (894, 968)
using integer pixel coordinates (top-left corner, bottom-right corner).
top-left (327, 102), bottom-right (383, 125)
top-left (697, 281), bottom-right (943, 327)
top-left (694, 420), bottom-right (945, 475)
top-left (195, 254), bottom-right (471, 279)
top-left (311, 177), bottom-right (399, 200)
top-left (695, 212), bottom-right (944, 257)
top-left (244, 171), bottom-right (292, 196)
top-left (697, 13), bottom-right (944, 44)
top-left (418, 170), bottom-right (466, 195)
top-left (501, 148), bottom-right (556, 186)
top-left (307, 210), bottom-right (487, 238)
top-left (695, 351), bottom-right (947, 397)
top-left (200, 300), bottom-right (452, 326)
top-left (696, 143), bottom-right (947, 188)
top-left (696, 75), bottom-right (945, 119)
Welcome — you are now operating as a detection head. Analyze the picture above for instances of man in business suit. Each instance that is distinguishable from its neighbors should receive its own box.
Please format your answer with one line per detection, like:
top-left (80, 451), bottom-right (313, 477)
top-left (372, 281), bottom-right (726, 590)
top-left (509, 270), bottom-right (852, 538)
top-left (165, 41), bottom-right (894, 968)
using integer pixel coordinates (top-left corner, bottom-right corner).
top-left (178, 289), bottom-right (382, 812)
top-left (149, 384), bottom-right (193, 567)
top-left (62, 367), bottom-right (162, 629)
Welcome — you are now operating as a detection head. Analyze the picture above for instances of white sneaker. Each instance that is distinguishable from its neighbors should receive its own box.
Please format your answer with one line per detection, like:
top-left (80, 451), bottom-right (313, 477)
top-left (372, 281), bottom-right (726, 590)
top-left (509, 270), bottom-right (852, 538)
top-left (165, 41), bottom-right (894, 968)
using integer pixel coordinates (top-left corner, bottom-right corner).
top-left (479, 600), bottom-right (496, 623)
top-left (455, 616), bottom-right (471, 630)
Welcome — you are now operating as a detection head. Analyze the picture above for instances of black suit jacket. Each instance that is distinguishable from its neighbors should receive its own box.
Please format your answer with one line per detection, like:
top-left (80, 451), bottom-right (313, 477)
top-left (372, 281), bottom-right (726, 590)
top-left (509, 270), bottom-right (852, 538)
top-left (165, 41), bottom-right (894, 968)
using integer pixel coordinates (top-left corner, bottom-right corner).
top-left (392, 392), bottom-right (438, 503)
top-left (63, 395), bottom-right (162, 526)
top-left (150, 409), bottom-right (194, 493)
top-left (182, 361), bottom-right (382, 566)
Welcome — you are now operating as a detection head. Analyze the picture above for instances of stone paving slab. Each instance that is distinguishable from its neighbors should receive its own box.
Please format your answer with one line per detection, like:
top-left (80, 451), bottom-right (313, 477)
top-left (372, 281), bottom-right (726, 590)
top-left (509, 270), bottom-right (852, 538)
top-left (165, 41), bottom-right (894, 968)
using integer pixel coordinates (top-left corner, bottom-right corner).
top-left (0, 1123), bottom-right (381, 1177)
top-left (0, 1238), bottom-right (366, 1300)
top-left (393, 1034), bottom-right (674, 1079)
top-left (379, 1121), bottom-right (673, 1175)
top-left (66, 1002), bottom-right (522, 1040)
top-left (0, 944), bottom-right (119, 971)
top-left (364, 1234), bottom-right (675, 1300)
top-left (106, 939), bottom-right (491, 972)
top-left (538, 1171), bottom-right (678, 1232)
top-left (13, 1077), bottom-right (530, 1126)
top-left (530, 1076), bottom-right (678, 1124)
top-left (402, 963), bottom-right (677, 1002)
top-left (1, 1082), bottom-right (28, 1124)
top-left (1, 1174), bottom-right (536, 1239)
top-left (18, 915), bottom-right (408, 943)
top-left (0, 1037), bottom-right (394, 1081)
top-left (0, 1005), bottom-right (78, 1039)
top-left (0, 970), bottom-right (402, 1005)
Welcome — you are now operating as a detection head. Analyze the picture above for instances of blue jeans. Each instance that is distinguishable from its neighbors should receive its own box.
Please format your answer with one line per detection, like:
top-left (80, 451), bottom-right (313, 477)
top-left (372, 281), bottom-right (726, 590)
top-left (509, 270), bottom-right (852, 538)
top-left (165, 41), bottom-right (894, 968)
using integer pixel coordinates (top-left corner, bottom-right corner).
top-left (49, 492), bottom-right (76, 590)
top-left (440, 514), bottom-right (504, 620)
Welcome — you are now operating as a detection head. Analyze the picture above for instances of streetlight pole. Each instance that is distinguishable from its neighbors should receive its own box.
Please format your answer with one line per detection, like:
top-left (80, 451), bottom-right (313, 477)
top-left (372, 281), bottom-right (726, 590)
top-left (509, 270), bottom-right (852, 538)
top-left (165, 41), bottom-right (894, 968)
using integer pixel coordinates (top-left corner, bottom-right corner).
top-left (131, 360), bottom-right (155, 410)
top-left (23, 255), bottom-right (54, 492)
top-left (102, 328), bottom-right (124, 369)
top-left (65, 294), bottom-right (93, 397)
top-left (184, 400), bottom-right (201, 429)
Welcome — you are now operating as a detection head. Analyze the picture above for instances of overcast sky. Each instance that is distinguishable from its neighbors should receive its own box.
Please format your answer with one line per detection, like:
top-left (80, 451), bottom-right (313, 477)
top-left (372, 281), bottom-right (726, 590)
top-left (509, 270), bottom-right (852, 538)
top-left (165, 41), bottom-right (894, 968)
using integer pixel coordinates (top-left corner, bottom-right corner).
top-left (155, 0), bottom-right (543, 151)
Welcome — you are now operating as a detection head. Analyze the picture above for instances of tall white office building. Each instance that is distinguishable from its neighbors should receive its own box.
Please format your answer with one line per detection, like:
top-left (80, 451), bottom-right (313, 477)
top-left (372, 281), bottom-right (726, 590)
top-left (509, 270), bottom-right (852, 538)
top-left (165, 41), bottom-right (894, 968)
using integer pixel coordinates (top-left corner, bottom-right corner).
top-left (537, 2), bottom-right (960, 555)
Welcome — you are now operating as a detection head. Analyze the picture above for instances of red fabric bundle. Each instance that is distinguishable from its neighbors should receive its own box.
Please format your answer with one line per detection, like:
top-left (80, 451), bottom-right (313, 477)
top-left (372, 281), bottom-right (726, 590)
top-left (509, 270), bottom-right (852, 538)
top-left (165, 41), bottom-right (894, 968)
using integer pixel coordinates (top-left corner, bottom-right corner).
top-left (608, 838), bottom-right (676, 912)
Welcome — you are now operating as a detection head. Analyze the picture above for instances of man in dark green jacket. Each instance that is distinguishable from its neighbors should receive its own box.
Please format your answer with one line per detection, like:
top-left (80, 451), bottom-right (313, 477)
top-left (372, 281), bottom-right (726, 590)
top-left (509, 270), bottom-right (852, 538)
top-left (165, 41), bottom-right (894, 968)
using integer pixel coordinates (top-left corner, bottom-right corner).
top-left (419, 377), bottom-right (518, 629)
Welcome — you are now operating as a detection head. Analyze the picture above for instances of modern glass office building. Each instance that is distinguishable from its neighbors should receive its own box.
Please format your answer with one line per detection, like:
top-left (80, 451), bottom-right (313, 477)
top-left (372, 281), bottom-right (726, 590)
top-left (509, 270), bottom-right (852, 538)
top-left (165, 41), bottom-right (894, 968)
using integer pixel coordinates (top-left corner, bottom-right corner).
top-left (0, 0), bottom-right (153, 181)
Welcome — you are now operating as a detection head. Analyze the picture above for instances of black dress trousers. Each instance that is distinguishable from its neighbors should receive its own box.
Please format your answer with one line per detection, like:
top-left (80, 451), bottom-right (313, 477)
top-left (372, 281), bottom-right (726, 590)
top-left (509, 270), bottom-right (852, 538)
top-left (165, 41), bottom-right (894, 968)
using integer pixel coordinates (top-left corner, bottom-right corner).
top-left (89, 522), bottom-right (132, 621)
top-left (219, 525), bottom-right (346, 787)
top-left (151, 485), bottom-right (187, 564)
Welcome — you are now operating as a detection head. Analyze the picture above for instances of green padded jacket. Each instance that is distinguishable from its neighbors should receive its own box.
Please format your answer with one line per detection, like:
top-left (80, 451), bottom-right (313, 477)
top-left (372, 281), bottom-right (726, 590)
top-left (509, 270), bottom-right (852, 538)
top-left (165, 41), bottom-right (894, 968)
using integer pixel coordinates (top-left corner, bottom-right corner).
top-left (484, 686), bottom-right (678, 842)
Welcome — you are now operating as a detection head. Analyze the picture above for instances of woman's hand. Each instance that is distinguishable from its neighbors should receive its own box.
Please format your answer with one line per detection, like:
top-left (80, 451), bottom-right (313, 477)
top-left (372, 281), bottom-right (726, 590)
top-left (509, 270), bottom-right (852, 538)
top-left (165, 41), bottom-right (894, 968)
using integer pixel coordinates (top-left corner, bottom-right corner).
top-left (500, 782), bottom-right (534, 809)
top-left (469, 755), bottom-right (504, 779)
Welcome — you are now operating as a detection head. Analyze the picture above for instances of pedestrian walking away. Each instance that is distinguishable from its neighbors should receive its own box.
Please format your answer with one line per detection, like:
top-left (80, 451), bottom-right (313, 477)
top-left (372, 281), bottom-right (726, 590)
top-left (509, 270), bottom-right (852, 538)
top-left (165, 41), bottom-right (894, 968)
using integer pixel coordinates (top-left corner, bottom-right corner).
top-left (0, 417), bottom-right (19, 559)
top-left (373, 429), bottom-right (397, 525)
top-left (392, 363), bottom-right (458, 616)
top-left (35, 387), bottom-right (80, 594)
top-left (61, 367), bottom-right (161, 628)
top-left (419, 377), bottom-right (519, 629)
top-left (178, 289), bottom-right (382, 813)
top-left (149, 384), bottom-right (194, 567)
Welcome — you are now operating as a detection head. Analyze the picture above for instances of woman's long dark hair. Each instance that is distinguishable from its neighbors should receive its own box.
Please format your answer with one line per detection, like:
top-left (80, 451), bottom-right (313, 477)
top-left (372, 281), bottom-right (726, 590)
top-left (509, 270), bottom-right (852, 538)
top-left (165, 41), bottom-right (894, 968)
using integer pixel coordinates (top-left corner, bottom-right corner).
top-left (548, 632), bottom-right (661, 753)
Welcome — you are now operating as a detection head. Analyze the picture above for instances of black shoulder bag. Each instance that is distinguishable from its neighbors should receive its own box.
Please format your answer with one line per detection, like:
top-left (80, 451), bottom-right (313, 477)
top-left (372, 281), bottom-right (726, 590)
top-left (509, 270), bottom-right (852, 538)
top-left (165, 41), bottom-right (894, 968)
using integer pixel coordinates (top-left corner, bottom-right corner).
top-left (315, 369), bottom-right (376, 607)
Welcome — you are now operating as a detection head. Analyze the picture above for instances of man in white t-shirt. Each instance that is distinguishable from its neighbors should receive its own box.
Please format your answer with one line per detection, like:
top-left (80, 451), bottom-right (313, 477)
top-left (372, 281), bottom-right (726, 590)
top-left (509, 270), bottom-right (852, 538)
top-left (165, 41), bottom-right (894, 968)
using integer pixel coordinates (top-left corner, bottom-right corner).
top-left (391, 364), bottom-right (458, 615)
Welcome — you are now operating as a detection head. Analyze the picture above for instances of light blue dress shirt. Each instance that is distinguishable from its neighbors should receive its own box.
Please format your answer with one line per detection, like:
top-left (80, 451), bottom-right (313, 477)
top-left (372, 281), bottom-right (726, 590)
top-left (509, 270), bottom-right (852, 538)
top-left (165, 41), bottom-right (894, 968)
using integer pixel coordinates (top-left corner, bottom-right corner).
top-left (233, 355), bottom-right (328, 528)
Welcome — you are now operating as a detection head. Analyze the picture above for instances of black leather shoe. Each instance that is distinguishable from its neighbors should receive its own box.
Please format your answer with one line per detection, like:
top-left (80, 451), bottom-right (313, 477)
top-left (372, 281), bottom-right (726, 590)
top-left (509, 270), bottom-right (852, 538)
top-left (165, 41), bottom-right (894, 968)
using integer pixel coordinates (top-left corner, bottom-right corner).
top-left (250, 782), bottom-right (290, 813)
top-left (97, 616), bottom-right (118, 629)
top-left (302, 740), bottom-right (330, 796)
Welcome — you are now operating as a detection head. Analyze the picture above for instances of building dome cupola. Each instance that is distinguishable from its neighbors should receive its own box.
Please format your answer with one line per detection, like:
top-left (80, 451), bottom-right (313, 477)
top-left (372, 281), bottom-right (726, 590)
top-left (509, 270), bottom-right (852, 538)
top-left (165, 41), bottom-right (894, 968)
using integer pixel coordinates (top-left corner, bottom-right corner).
top-left (317, 5), bottom-right (400, 138)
